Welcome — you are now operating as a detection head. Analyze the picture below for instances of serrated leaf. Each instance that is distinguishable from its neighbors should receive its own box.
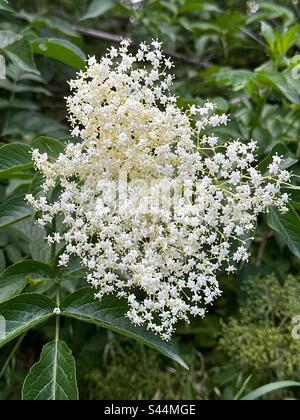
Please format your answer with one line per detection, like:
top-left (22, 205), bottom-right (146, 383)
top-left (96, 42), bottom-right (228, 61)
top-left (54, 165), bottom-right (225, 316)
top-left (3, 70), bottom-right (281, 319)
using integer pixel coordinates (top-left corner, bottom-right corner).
top-left (0, 194), bottom-right (32, 230)
top-left (0, 143), bottom-right (33, 179)
top-left (0, 260), bottom-right (53, 303)
top-left (31, 136), bottom-right (65, 160)
top-left (22, 340), bottom-right (78, 400)
top-left (61, 288), bottom-right (188, 369)
top-left (31, 38), bottom-right (86, 70)
top-left (267, 204), bottom-right (300, 259)
top-left (0, 293), bottom-right (55, 348)
top-left (81, 0), bottom-right (115, 20)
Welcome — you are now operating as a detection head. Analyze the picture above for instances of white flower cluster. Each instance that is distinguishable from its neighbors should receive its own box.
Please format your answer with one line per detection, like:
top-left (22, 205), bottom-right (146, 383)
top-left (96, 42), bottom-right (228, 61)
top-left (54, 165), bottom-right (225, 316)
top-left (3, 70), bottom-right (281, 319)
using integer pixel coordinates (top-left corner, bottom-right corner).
top-left (26, 40), bottom-right (290, 340)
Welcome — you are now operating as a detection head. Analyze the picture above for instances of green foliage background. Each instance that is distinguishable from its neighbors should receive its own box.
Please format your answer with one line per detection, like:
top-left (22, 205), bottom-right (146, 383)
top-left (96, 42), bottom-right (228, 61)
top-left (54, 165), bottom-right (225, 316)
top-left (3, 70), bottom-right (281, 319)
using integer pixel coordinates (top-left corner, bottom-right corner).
top-left (1, 0), bottom-right (300, 400)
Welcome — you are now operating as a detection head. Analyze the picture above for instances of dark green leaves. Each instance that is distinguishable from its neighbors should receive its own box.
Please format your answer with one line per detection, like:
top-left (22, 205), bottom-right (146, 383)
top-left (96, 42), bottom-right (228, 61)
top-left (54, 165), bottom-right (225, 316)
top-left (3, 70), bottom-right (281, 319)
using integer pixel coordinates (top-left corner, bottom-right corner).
top-left (62, 288), bottom-right (188, 369)
top-left (22, 340), bottom-right (78, 400)
top-left (0, 0), bottom-right (14, 12)
top-left (0, 143), bottom-right (33, 179)
top-left (0, 260), bottom-right (53, 303)
top-left (261, 21), bottom-right (300, 56)
top-left (31, 38), bottom-right (86, 70)
top-left (0, 264), bottom-right (26, 303)
top-left (5, 39), bottom-right (39, 74)
top-left (31, 16), bottom-right (80, 39)
top-left (256, 70), bottom-right (300, 104)
top-left (0, 194), bottom-right (32, 230)
top-left (81, 0), bottom-right (115, 20)
top-left (267, 204), bottom-right (300, 259)
top-left (0, 293), bottom-right (55, 348)
top-left (0, 260), bottom-right (52, 303)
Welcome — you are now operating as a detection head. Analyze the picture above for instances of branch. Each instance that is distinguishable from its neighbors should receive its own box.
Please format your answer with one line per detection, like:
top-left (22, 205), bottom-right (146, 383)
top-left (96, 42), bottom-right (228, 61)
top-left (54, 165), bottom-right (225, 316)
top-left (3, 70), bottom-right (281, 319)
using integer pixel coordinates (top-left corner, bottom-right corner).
top-left (76, 26), bottom-right (211, 68)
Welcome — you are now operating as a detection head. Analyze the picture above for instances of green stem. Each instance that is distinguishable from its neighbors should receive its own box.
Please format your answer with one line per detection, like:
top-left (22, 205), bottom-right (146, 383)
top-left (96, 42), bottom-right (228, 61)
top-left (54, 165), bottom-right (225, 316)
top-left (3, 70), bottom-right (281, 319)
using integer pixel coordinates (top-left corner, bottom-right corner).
top-left (51, 286), bottom-right (60, 400)
top-left (55, 287), bottom-right (60, 343)
top-left (50, 218), bottom-right (57, 269)
top-left (50, 217), bottom-right (60, 343)
top-left (221, 36), bottom-right (228, 60)
top-left (249, 89), bottom-right (271, 140)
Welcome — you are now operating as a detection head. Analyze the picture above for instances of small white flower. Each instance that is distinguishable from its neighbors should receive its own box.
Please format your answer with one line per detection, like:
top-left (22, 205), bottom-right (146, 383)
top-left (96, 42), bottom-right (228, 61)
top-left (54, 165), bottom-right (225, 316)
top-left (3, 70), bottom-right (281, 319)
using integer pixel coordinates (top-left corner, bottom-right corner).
top-left (53, 308), bottom-right (61, 315)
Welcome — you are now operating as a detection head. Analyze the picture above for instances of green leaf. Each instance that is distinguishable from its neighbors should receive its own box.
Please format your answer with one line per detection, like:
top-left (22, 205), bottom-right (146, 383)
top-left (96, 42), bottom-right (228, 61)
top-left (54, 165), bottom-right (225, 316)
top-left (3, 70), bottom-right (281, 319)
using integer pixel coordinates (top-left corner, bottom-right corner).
top-left (81, 0), bottom-right (115, 20)
top-left (28, 172), bottom-right (45, 199)
top-left (267, 204), bottom-right (300, 259)
top-left (281, 25), bottom-right (300, 55)
top-left (234, 375), bottom-right (253, 401)
top-left (0, 31), bottom-right (20, 49)
top-left (256, 70), bottom-right (300, 104)
top-left (9, 219), bottom-right (51, 264)
top-left (0, 78), bottom-right (50, 95)
top-left (22, 340), bottom-right (78, 400)
top-left (258, 143), bottom-right (297, 174)
top-left (241, 381), bottom-right (300, 400)
top-left (0, 293), bottom-right (55, 348)
top-left (261, 22), bottom-right (276, 51)
top-left (259, 3), bottom-right (295, 26)
top-left (56, 255), bottom-right (87, 282)
top-left (61, 288), bottom-right (188, 369)
top-left (0, 143), bottom-right (33, 179)
top-left (215, 68), bottom-right (255, 91)
top-left (0, 260), bottom-right (53, 303)
top-left (0, 194), bottom-right (32, 230)
top-left (178, 0), bottom-right (221, 13)
top-left (31, 38), bottom-right (86, 70)
top-left (0, 98), bottom-right (38, 111)
top-left (31, 136), bottom-right (65, 160)
top-left (31, 16), bottom-right (80, 39)
top-left (5, 38), bottom-right (39, 74)
top-left (0, 261), bottom-right (45, 302)
top-left (0, 0), bottom-right (13, 12)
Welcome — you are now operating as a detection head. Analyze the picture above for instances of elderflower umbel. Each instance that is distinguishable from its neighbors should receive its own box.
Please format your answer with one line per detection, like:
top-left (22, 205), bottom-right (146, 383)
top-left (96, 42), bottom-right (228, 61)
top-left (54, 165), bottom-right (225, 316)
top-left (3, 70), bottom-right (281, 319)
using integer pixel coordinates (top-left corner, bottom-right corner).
top-left (26, 40), bottom-right (290, 340)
